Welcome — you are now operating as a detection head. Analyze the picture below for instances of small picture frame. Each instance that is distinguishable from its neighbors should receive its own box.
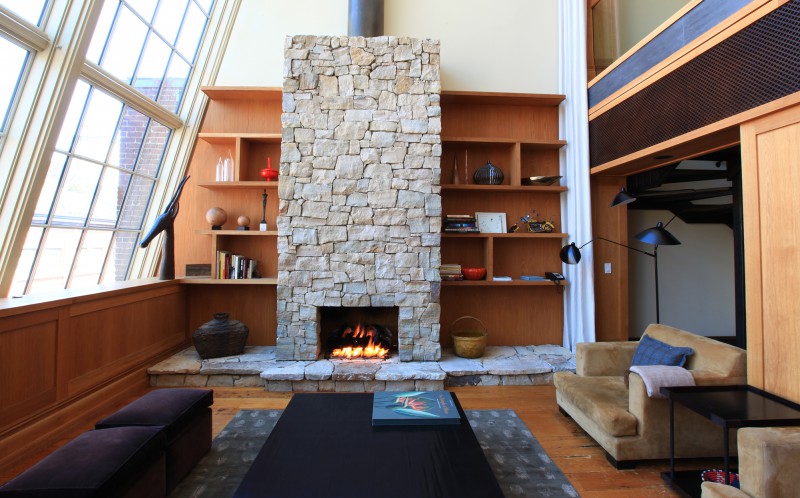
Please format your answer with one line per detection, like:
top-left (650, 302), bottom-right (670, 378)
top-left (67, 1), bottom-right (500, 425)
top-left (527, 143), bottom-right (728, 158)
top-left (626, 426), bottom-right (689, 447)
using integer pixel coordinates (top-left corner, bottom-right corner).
top-left (475, 212), bottom-right (507, 234)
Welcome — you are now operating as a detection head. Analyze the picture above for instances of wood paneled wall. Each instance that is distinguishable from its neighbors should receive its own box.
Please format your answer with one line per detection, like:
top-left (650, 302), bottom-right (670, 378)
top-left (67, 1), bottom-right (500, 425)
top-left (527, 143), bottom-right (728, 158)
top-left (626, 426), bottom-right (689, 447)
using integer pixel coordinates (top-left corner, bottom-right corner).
top-left (0, 280), bottom-right (188, 474)
top-left (590, 176), bottom-right (629, 341)
top-left (741, 103), bottom-right (800, 404)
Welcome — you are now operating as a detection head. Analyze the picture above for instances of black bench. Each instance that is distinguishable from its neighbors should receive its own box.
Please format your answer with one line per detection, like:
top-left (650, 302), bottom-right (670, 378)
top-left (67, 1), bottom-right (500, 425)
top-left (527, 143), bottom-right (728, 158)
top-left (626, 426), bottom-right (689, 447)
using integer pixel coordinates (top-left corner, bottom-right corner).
top-left (0, 426), bottom-right (166, 497)
top-left (95, 388), bottom-right (212, 494)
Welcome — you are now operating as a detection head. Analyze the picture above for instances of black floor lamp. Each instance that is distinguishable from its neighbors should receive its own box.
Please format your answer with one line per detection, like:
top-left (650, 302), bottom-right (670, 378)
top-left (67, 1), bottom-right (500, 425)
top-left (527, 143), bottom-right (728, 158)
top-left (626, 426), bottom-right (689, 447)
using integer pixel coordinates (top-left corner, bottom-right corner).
top-left (560, 215), bottom-right (681, 324)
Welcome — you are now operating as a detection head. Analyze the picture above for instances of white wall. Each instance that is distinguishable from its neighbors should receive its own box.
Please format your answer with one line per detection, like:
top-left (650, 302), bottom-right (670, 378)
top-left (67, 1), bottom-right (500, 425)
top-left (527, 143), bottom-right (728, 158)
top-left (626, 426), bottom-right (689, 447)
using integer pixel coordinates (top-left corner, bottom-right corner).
top-left (216, 0), bottom-right (559, 93)
top-left (616, 0), bottom-right (690, 54)
top-left (628, 162), bottom-right (736, 337)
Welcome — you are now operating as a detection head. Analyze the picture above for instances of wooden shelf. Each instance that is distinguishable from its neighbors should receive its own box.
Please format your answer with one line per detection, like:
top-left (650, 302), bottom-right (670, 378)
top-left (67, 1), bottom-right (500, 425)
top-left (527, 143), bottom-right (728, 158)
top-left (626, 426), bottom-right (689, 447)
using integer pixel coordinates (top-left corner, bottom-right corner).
top-left (442, 137), bottom-right (566, 149)
top-left (180, 277), bottom-right (278, 285)
top-left (200, 86), bottom-right (282, 100)
top-left (440, 91), bottom-right (565, 107)
top-left (198, 181), bottom-right (279, 189)
top-left (441, 280), bottom-right (568, 286)
top-left (199, 132), bottom-right (281, 144)
top-left (441, 185), bottom-right (566, 192)
top-left (196, 230), bottom-right (278, 236)
top-left (442, 232), bottom-right (568, 239)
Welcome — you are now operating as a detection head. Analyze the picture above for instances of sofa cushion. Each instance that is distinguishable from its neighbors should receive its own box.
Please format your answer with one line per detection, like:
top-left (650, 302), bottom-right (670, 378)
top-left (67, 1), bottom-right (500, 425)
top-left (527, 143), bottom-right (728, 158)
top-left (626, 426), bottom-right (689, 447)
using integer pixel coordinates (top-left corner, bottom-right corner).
top-left (96, 389), bottom-right (212, 442)
top-left (554, 374), bottom-right (637, 437)
top-left (631, 334), bottom-right (694, 367)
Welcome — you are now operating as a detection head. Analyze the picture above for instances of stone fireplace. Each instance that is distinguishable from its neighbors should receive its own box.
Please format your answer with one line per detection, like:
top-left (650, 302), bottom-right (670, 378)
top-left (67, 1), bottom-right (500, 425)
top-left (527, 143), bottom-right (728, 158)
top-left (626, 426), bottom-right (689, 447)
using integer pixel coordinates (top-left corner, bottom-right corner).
top-left (276, 35), bottom-right (442, 362)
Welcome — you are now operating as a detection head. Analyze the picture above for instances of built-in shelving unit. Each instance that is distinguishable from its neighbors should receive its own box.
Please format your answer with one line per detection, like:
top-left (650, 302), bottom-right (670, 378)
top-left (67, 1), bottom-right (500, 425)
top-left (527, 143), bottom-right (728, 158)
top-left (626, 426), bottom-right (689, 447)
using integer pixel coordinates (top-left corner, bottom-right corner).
top-left (438, 90), bottom-right (568, 346)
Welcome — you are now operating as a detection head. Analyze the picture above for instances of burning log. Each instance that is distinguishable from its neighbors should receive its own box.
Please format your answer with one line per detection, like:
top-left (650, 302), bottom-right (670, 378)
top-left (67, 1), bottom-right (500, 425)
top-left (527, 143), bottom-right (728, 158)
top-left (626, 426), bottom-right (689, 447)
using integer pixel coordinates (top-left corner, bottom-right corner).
top-left (326, 323), bottom-right (393, 359)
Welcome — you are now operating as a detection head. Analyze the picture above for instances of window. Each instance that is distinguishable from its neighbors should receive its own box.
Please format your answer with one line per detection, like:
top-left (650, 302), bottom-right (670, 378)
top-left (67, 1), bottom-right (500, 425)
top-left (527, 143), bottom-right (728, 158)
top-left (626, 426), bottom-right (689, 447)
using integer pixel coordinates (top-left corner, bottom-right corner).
top-left (9, 0), bottom-right (214, 296)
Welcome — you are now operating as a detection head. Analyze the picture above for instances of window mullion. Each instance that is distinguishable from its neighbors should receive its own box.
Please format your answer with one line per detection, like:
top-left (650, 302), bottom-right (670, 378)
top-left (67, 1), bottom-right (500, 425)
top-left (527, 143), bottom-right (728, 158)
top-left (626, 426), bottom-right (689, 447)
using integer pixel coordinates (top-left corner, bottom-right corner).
top-left (0, 4), bottom-right (50, 52)
top-left (80, 62), bottom-right (183, 129)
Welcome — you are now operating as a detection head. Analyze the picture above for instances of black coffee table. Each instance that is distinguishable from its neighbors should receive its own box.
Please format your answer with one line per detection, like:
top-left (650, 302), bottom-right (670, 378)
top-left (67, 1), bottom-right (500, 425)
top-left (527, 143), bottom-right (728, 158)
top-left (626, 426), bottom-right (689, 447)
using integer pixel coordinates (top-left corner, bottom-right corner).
top-left (234, 392), bottom-right (504, 498)
top-left (660, 385), bottom-right (800, 497)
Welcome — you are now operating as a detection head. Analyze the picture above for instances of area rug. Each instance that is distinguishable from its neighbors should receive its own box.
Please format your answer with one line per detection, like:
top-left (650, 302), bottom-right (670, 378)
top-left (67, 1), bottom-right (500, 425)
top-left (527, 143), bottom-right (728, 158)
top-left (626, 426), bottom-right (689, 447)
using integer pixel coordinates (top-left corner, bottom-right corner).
top-left (170, 409), bottom-right (579, 498)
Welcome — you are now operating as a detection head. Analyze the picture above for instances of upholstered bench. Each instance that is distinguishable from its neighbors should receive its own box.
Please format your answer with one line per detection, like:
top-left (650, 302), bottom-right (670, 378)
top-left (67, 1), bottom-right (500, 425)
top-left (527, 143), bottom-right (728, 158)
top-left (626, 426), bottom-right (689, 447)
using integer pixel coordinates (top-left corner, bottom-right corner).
top-left (96, 388), bottom-right (213, 494)
top-left (0, 426), bottom-right (166, 497)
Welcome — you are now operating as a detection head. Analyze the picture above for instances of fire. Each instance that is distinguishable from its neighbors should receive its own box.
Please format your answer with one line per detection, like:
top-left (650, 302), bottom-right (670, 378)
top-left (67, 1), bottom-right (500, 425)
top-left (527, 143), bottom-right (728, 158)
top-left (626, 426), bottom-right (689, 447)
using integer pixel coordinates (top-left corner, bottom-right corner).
top-left (330, 323), bottom-right (390, 359)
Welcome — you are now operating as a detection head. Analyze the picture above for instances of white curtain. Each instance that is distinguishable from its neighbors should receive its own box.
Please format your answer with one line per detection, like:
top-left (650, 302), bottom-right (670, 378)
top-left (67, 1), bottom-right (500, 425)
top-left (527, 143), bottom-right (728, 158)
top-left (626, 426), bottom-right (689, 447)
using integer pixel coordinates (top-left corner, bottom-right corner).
top-left (559, 0), bottom-right (596, 351)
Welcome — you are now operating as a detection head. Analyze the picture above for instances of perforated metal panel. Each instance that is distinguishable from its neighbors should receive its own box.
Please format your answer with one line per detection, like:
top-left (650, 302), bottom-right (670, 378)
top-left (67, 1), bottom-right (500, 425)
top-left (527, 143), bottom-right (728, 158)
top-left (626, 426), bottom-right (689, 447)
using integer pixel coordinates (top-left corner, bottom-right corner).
top-left (590, 0), bottom-right (800, 168)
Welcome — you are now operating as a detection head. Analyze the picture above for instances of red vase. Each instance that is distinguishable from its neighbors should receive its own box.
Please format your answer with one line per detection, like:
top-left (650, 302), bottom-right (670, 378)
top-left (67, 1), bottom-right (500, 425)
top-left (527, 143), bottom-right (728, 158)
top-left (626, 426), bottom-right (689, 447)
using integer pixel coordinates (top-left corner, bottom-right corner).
top-left (260, 157), bottom-right (278, 181)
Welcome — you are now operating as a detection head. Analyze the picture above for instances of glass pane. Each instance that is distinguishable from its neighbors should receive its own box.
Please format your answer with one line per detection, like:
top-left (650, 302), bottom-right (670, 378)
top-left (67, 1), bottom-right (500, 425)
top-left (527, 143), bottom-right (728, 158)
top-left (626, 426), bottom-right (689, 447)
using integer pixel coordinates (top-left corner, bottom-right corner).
top-left (72, 88), bottom-right (123, 162)
top-left (127, 0), bottom-right (158, 22)
top-left (33, 153), bottom-right (68, 224)
top-left (135, 120), bottom-right (170, 176)
top-left (102, 232), bottom-right (137, 283)
top-left (175, 2), bottom-right (206, 62)
top-left (55, 80), bottom-right (90, 152)
top-left (51, 158), bottom-right (102, 226)
top-left (0, 37), bottom-right (28, 131)
top-left (153, 0), bottom-right (188, 45)
top-left (158, 55), bottom-right (190, 113)
top-left (8, 227), bottom-right (43, 296)
top-left (194, 0), bottom-right (214, 15)
top-left (27, 228), bottom-right (82, 294)
top-left (108, 106), bottom-right (149, 171)
top-left (118, 175), bottom-right (154, 229)
top-left (89, 168), bottom-right (131, 228)
top-left (85, 1), bottom-right (117, 64)
top-left (0, 0), bottom-right (48, 26)
top-left (97, 5), bottom-right (148, 83)
top-left (134, 33), bottom-right (171, 95)
top-left (71, 230), bottom-right (113, 288)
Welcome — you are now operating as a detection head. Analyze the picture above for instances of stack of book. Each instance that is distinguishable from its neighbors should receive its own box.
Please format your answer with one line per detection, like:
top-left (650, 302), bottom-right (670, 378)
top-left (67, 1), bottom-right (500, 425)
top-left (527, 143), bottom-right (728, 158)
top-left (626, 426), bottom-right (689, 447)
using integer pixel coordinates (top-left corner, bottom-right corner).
top-left (217, 251), bottom-right (258, 279)
top-left (443, 214), bottom-right (479, 233)
top-left (440, 263), bottom-right (464, 281)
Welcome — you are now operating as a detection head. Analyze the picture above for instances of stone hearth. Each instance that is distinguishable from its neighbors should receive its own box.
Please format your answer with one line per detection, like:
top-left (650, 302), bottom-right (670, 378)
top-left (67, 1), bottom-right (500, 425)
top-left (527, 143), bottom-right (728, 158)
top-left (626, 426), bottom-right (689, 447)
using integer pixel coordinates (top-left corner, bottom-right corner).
top-left (277, 35), bottom-right (442, 362)
top-left (148, 345), bottom-right (576, 392)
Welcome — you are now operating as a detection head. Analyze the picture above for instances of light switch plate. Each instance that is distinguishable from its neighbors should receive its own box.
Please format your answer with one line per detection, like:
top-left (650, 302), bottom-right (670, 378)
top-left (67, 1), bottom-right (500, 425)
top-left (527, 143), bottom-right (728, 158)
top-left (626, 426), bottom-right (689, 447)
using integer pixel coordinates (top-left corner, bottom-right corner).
top-left (604, 262), bottom-right (612, 274)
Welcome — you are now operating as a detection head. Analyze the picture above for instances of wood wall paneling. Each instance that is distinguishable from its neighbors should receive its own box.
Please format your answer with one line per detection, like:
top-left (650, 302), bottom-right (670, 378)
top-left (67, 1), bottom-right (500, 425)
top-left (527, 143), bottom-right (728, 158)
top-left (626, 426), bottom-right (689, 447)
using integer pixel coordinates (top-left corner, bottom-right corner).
top-left (590, 176), bottom-right (629, 341)
top-left (741, 104), bottom-right (800, 403)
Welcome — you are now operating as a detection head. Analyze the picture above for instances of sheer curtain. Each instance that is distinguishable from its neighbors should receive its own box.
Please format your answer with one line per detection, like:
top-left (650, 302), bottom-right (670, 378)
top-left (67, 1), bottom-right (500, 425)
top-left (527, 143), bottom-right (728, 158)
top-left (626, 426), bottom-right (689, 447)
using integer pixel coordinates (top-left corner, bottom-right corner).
top-left (559, 0), bottom-right (596, 351)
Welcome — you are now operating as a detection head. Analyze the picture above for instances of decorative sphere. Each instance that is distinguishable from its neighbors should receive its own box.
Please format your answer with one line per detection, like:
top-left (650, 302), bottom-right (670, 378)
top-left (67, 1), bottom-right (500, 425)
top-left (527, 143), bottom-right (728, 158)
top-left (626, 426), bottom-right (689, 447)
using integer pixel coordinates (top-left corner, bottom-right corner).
top-left (206, 207), bottom-right (227, 227)
top-left (237, 215), bottom-right (250, 228)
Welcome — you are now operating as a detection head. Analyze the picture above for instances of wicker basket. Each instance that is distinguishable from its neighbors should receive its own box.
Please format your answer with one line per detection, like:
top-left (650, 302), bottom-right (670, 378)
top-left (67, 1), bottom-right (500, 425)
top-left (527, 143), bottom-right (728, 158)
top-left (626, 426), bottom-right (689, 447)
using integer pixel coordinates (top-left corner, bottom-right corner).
top-left (701, 470), bottom-right (740, 488)
top-left (450, 316), bottom-right (488, 358)
top-left (192, 312), bottom-right (249, 359)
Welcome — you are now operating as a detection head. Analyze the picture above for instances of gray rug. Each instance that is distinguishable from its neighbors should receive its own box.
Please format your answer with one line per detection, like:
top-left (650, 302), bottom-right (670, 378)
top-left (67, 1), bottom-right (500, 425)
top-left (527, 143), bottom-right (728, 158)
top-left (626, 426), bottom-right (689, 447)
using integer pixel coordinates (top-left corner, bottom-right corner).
top-left (171, 409), bottom-right (579, 498)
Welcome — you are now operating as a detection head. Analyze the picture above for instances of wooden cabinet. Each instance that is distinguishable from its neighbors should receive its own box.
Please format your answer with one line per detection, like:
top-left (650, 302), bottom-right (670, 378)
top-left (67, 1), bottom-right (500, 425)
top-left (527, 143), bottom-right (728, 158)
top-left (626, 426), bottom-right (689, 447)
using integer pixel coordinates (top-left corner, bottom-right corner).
top-left (439, 91), bottom-right (567, 347)
top-left (174, 87), bottom-right (282, 345)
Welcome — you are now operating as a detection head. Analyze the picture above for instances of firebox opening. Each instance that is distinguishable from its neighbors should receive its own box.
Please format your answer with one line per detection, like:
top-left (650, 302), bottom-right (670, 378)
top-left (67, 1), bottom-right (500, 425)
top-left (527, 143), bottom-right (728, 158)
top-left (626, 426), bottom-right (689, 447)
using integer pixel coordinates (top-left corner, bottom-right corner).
top-left (320, 306), bottom-right (399, 359)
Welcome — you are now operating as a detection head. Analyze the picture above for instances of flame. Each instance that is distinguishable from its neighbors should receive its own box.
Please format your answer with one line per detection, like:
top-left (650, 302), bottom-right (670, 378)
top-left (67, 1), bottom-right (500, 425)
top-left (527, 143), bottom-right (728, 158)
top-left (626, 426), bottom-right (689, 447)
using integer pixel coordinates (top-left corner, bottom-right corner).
top-left (330, 323), bottom-right (389, 359)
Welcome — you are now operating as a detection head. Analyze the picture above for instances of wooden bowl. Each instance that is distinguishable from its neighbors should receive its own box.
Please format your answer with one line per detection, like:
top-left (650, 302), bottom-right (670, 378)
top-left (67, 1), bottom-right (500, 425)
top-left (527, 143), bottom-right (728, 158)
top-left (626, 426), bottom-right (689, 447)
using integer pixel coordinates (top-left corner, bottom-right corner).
top-left (461, 267), bottom-right (486, 280)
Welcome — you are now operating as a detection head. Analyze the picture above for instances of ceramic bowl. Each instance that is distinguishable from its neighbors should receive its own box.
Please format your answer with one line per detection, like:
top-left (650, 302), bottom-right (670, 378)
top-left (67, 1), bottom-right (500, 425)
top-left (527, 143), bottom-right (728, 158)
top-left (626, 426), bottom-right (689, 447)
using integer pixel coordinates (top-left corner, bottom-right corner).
top-left (461, 267), bottom-right (487, 280)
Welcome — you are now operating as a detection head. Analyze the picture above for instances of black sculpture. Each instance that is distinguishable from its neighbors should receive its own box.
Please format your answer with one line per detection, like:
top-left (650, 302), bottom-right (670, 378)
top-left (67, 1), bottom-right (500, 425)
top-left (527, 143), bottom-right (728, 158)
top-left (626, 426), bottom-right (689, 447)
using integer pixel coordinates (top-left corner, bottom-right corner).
top-left (140, 176), bottom-right (190, 280)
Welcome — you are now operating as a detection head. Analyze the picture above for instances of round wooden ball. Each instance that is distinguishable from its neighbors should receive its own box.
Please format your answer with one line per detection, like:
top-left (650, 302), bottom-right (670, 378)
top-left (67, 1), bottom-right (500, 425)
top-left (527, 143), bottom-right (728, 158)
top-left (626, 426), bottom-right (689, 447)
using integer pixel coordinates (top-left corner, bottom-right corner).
top-left (237, 215), bottom-right (250, 228)
top-left (205, 207), bottom-right (227, 227)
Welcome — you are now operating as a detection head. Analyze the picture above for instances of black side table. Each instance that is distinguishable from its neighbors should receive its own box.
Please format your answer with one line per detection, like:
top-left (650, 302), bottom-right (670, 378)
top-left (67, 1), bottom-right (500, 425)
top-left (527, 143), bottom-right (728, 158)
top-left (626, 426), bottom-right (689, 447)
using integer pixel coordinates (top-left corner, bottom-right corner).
top-left (660, 385), bottom-right (800, 498)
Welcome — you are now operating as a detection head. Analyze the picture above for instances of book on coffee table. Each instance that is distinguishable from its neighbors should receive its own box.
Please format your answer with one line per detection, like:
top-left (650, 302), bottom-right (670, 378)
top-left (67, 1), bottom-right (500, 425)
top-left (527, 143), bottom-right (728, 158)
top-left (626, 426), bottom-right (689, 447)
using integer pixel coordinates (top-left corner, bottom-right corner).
top-left (372, 391), bottom-right (462, 426)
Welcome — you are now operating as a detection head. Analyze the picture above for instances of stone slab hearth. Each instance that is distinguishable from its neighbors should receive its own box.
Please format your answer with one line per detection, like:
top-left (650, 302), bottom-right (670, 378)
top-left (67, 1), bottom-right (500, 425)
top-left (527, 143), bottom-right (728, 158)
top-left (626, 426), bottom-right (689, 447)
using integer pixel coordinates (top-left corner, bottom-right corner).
top-left (147, 345), bottom-right (575, 392)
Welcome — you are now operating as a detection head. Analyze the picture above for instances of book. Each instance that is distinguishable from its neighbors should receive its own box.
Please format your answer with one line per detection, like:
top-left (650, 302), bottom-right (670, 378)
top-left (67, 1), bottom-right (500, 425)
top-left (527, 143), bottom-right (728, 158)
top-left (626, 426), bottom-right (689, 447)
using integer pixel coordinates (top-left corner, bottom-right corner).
top-left (372, 391), bottom-right (462, 426)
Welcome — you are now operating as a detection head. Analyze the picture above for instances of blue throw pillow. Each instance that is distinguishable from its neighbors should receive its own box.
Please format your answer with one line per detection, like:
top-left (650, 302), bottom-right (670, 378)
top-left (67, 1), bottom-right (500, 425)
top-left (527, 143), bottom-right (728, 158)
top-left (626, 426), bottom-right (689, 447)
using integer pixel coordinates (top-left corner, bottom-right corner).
top-left (630, 334), bottom-right (694, 367)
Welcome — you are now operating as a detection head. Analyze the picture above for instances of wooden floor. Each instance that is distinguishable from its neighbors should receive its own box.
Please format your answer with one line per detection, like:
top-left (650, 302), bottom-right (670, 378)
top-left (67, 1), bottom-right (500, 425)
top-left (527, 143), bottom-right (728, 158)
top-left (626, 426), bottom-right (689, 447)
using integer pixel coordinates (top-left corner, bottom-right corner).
top-left (4, 386), bottom-right (690, 497)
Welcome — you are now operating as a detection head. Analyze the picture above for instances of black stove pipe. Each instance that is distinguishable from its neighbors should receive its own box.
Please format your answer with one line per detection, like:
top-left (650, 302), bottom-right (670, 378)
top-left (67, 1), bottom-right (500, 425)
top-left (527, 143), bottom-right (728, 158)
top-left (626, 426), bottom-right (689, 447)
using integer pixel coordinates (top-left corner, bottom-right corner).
top-left (348, 0), bottom-right (384, 37)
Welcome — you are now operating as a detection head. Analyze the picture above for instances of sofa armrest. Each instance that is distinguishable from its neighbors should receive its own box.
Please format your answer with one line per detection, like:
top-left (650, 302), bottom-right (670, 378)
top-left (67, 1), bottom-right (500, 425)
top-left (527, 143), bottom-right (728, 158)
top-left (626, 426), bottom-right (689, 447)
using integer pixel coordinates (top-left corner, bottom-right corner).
top-left (737, 427), bottom-right (800, 498)
top-left (701, 482), bottom-right (749, 498)
top-left (576, 341), bottom-right (638, 377)
top-left (691, 370), bottom-right (747, 386)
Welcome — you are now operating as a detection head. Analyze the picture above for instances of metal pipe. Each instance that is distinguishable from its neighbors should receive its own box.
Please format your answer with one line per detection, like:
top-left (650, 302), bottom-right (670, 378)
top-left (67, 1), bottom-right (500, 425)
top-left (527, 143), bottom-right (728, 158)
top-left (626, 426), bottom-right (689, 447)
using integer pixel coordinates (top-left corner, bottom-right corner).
top-left (348, 0), bottom-right (384, 37)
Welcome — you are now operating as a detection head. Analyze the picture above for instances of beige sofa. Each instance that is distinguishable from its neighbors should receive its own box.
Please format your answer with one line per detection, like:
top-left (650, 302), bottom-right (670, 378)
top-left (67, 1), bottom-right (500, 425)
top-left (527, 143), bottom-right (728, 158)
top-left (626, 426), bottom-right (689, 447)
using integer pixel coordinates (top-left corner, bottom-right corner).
top-left (554, 324), bottom-right (747, 468)
top-left (701, 427), bottom-right (800, 498)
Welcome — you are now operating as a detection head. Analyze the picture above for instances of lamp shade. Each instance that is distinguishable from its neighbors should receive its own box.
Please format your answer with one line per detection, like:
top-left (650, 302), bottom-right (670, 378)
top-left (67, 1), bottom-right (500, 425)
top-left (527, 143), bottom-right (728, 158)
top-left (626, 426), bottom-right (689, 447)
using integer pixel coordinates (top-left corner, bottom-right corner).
top-left (559, 243), bottom-right (582, 264)
top-left (610, 187), bottom-right (636, 207)
top-left (634, 222), bottom-right (681, 246)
